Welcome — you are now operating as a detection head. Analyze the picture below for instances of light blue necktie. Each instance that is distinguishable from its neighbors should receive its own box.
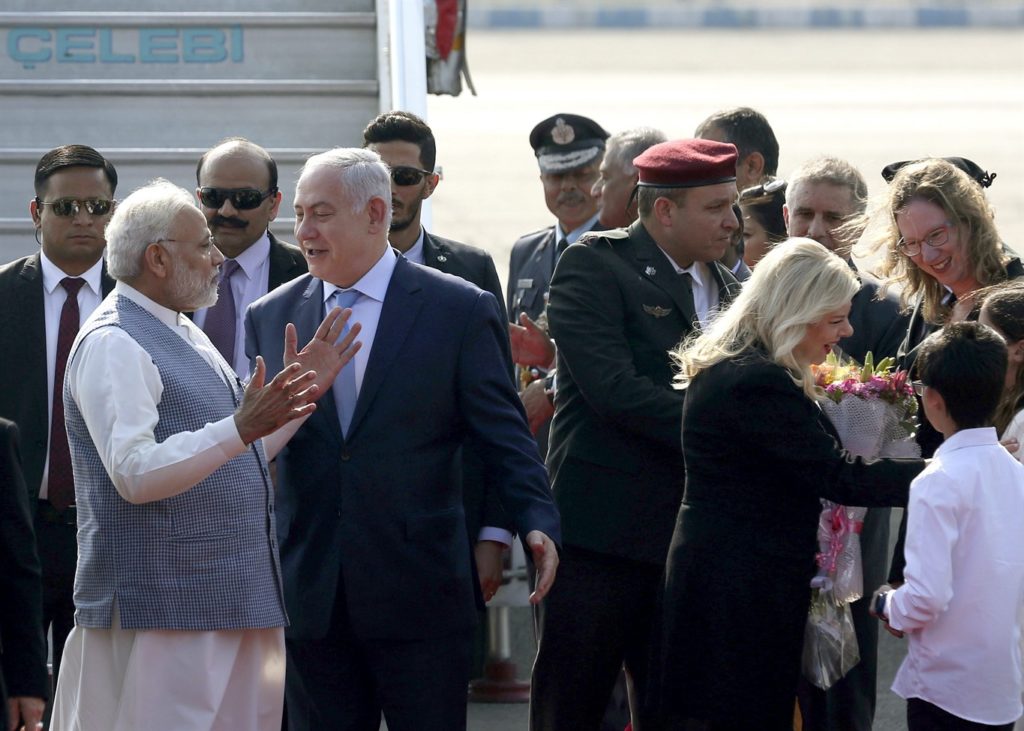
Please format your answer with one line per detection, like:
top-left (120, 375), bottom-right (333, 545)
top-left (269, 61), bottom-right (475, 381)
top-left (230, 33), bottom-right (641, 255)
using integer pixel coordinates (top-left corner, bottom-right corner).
top-left (330, 289), bottom-right (361, 437)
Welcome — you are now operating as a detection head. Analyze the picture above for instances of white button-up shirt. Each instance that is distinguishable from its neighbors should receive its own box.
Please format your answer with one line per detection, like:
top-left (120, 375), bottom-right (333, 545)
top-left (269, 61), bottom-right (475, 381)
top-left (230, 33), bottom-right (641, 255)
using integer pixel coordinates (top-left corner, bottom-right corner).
top-left (886, 427), bottom-right (1024, 724)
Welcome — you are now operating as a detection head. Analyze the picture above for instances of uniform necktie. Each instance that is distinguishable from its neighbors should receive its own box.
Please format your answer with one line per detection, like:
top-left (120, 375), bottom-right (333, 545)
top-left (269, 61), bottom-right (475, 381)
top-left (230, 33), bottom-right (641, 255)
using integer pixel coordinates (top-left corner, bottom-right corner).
top-left (48, 277), bottom-right (85, 511)
top-left (331, 289), bottom-right (361, 438)
top-left (204, 259), bottom-right (241, 364)
top-left (556, 237), bottom-right (569, 258)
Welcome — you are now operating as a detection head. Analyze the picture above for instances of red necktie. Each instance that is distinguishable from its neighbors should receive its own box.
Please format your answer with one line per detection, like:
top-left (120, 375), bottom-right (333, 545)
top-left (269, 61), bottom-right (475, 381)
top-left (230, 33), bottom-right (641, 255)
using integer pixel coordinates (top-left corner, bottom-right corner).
top-left (48, 277), bottom-right (85, 511)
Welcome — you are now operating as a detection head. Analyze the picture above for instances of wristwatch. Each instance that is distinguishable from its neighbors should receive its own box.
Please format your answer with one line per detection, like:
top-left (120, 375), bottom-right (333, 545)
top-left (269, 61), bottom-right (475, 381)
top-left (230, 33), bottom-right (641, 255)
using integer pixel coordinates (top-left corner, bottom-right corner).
top-left (872, 590), bottom-right (890, 622)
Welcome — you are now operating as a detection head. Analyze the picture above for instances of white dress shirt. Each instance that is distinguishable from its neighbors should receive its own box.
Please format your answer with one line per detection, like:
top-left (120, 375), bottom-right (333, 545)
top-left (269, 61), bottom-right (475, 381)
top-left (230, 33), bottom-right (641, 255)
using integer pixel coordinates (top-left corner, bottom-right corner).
top-left (403, 228), bottom-right (426, 265)
top-left (656, 249), bottom-right (721, 328)
top-left (321, 247), bottom-right (397, 397)
top-left (39, 252), bottom-right (104, 500)
top-left (193, 233), bottom-right (272, 378)
top-left (886, 427), bottom-right (1024, 724)
top-left (67, 282), bottom-right (294, 505)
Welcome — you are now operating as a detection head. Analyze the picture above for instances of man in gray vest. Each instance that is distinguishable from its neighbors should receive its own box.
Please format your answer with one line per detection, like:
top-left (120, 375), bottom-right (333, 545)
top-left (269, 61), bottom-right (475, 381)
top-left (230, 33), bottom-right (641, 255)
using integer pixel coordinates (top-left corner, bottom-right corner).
top-left (50, 179), bottom-right (358, 731)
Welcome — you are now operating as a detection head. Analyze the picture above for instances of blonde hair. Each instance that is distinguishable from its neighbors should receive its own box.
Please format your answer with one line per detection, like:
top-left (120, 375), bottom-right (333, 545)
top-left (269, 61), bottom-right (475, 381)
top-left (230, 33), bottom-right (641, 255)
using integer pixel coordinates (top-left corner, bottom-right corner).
top-left (673, 238), bottom-right (859, 399)
top-left (862, 158), bottom-right (1006, 324)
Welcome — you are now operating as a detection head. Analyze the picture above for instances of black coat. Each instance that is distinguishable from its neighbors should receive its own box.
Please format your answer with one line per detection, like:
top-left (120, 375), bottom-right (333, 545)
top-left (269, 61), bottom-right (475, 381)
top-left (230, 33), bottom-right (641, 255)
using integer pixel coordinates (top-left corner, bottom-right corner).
top-left (655, 351), bottom-right (923, 728)
top-left (0, 418), bottom-right (48, 708)
top-left (546, 221), bottom-right (740, 564)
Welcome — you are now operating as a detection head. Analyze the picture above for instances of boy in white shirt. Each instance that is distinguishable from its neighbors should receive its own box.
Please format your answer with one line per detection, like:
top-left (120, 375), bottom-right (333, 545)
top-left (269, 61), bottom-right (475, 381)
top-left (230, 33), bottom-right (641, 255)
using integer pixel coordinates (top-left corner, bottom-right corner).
top-left (871, 321), bottom-right (1024, 729)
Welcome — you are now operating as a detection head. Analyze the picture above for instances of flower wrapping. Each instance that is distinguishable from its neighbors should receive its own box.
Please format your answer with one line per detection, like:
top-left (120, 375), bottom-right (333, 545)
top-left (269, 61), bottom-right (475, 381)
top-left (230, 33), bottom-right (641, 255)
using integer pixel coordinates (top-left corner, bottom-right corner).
top-left (802, 353), bottom-right (920, 688)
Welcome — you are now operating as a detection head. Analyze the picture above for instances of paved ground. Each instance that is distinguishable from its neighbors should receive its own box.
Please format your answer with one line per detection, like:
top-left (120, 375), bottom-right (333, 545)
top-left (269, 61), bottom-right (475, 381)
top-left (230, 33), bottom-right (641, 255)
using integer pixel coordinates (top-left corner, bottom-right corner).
top-left (427, 28), bottom-right (1023, 291)
top-left (419, 27), bottom-right (1023, 731)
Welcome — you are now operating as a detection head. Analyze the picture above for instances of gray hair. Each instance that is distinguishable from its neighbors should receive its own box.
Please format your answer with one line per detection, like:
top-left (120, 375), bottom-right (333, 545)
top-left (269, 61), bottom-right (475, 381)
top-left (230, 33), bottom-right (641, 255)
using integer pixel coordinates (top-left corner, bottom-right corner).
top-left (607, 127), bottom-right (668, 173)
top-left (786, 156), bottom-right (868, 214)
top-left (299, 147), bottom-right (392, 230)
top-left (105, 179), bottom-right (198, 280)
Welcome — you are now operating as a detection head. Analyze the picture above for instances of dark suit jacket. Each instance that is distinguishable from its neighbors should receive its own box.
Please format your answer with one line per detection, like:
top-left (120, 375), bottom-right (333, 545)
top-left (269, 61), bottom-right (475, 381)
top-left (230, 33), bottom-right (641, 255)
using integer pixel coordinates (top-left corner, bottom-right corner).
top-left (419, 231), bottom-right (514, 580)
top-left (245, 256), bottom-right (560, 642)
top-left (267, 231), bottom-right (308, 291)
top-left (0, 253), bottom-right (115, 506)
top-left (0, 418), bottom-right (48, 708)
top-left (546, 220), bottom-right (740, 565)
top-left (838, 266), bottom-right (910, 364)
top-left (656, 352), bottom-right (923, 727)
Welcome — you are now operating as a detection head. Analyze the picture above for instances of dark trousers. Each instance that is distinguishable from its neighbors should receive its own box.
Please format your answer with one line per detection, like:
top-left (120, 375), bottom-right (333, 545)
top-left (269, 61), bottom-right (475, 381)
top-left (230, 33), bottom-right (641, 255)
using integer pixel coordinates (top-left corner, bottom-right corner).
top-left (530, 545), bottom-right (663, 731)
top-left (799, 507), bottom-right (889, 730)
top-left (33, 508), bottom-right (76, 692)
top-left (907, 698), bottom-right (1015, 731)
top-left (283, 576), bottom-right (472, 731)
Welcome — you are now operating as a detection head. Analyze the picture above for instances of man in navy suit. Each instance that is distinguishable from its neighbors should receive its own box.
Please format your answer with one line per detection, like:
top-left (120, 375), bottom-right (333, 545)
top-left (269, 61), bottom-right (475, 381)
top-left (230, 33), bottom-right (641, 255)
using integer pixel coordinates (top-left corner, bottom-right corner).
top-left (244, 147), bottom-right (561, 731)
top-left (362, 110), bottom-right (512, 604)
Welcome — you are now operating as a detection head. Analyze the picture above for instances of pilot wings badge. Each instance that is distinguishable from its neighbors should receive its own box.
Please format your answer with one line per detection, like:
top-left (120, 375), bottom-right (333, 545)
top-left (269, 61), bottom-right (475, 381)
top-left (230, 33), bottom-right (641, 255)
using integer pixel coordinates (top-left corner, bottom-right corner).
top-left (643, 304), bottom-right (672, 318)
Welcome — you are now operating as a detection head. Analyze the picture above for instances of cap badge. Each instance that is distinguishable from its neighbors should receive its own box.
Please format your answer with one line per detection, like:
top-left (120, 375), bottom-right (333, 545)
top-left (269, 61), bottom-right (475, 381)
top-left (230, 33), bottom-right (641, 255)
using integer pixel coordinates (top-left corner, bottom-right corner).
top-left (551, 118), bottom-right (575, 145)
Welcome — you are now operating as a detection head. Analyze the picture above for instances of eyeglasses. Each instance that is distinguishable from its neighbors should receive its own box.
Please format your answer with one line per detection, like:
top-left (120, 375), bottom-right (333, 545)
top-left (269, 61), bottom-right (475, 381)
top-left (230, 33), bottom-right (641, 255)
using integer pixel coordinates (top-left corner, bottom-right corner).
top-left (389, 166), bottom-right (434, 187)
top-left (896, 221), bottom-right (954, 257)
top-left (911, 380), bottom-right (926, 397)
top-left (35, 197), bottom-right (114, 217)
top-left (198, 187), bottom-right (277, 210)
top-left (739, 178), bottom-right (787, 201)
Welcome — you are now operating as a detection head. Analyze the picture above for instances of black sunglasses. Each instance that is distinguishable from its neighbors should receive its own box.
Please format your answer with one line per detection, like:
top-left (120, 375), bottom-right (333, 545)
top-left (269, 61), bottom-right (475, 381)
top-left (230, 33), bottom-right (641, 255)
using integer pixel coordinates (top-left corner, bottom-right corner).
top-left (36, 197), bottom-right (114, 217)
top-left (389, 166), bottom-right (434, 187)
top-left (198, 186), bottom-right (277, 210)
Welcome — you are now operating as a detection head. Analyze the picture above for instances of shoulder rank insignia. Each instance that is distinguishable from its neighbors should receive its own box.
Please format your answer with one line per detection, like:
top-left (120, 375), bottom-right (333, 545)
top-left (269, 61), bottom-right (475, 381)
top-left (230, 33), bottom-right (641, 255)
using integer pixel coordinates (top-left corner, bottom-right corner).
top-left (643, 304), bottom-right (672, 318)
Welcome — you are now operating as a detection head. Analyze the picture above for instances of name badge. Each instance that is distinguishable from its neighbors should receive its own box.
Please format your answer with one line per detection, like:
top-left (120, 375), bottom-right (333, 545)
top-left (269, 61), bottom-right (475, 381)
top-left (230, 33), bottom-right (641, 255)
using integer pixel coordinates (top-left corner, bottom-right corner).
top-left (517, 278), bottom-right (534, 290)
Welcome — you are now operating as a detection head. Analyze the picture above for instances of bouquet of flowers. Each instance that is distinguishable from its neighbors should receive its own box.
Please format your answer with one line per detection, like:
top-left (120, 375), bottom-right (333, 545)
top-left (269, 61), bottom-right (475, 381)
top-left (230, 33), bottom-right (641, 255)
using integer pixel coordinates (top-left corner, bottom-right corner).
top-left (802, 351), bottom-right (919, 689)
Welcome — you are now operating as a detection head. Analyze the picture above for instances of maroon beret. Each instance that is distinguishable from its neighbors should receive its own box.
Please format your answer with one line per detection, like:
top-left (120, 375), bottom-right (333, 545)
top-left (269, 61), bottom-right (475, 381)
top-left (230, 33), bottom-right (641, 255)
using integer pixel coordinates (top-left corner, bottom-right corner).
top-left (634, 139), bottom-right (738, 189)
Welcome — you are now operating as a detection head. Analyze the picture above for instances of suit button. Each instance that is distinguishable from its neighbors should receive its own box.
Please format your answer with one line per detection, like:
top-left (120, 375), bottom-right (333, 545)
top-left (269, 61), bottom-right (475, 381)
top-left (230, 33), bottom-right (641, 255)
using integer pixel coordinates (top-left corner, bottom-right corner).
top-left (341, 451), bottom-right (351, 462)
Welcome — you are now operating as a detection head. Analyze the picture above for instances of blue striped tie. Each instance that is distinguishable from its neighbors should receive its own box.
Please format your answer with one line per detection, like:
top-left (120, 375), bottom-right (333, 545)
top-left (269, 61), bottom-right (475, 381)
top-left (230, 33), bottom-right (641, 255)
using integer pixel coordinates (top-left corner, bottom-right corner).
top-left (330, 289), bottom-right (361, 437)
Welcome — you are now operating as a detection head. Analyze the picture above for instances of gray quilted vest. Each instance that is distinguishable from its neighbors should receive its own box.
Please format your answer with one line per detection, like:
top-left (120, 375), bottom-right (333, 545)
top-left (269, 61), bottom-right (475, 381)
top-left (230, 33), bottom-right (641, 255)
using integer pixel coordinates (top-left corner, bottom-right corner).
top-left (65, 293), bottom-right (287, 631)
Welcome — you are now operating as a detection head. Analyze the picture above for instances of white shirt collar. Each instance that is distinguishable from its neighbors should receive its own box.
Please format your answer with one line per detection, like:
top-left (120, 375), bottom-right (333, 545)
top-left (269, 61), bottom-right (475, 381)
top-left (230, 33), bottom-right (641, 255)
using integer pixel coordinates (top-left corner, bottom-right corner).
top-left (115, 281), bottom-right (191, 330)
top-left (322, 247), bottom-right (398, 305)
top-left (655, 247), bottom-right (709, 289)
top-left (229, 232), bottom-right (271, 279)
top-left (556, 213), bottom-right (600, 246)
top-left (40, 251), bottom-right (104, 297)
top-left (934, 426), bottom-right (999, 456)
top-left (402, 228), bottom-right (426, 266)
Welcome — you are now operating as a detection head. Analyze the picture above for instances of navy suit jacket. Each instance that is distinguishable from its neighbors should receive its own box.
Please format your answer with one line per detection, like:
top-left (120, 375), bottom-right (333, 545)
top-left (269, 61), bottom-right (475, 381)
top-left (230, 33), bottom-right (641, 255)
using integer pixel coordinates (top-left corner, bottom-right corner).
top-left (244, 255), bottom-right (560, 641)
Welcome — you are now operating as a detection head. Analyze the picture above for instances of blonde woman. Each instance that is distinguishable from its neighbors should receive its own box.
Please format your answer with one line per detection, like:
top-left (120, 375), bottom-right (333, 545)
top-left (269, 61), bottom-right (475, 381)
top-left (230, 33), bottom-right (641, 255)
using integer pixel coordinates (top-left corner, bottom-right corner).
top-left (651, 240), bottom-right (924, 730)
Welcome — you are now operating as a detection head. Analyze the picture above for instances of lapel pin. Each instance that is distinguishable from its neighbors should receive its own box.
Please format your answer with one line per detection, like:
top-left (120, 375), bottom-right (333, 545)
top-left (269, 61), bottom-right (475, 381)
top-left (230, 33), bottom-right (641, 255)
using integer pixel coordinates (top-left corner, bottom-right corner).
top-left (436, 254), bottom-right (447, 263)
top-left (644, 265), bottom-right (657, 277)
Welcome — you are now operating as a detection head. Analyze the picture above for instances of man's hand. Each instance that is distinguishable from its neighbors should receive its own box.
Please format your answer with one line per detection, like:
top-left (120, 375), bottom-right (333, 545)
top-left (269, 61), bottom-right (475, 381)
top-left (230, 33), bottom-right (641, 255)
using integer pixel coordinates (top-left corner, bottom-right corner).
top-left (509, 313), bottom-right (555, 368)
top-left (525, 530), bottom-right (559, 604)
top-left (283, 306), bottom-right (362, 396)
top-left (521, 379), bottom-right (554, 435)
top-left (7, 696), bottom-right (45, 731)
top-left (474, 540), bottom-right (506, 602)
top-left (234, 358), bottom-right (319, 445)
top-left (869, 584), bottom-right (904, 639)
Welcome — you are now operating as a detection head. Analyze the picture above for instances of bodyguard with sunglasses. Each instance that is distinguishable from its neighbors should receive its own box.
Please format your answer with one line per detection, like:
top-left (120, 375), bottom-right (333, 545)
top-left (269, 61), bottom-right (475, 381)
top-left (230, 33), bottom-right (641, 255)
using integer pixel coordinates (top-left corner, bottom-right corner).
top-left (0, 145), bottom-right (118, 718)
top-left (194, 138), bottom-right (307, 377)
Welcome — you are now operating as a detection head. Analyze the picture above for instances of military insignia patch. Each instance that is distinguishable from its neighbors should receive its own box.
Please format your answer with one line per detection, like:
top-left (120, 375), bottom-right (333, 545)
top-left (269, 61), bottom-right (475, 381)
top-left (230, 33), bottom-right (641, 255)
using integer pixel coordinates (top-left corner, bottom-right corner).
top-left (643, 304), bottom-right (672, 318)
top-left (551, 118), bottom-right (575, 145)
